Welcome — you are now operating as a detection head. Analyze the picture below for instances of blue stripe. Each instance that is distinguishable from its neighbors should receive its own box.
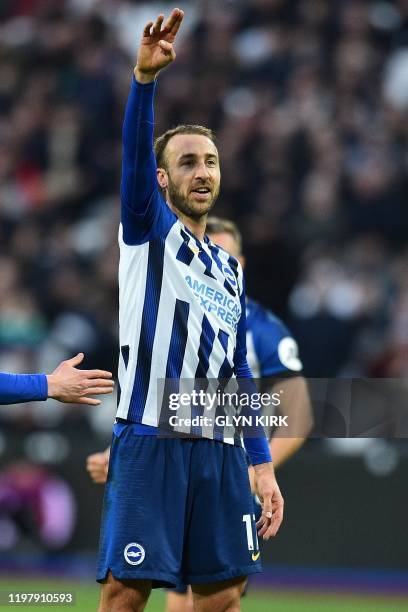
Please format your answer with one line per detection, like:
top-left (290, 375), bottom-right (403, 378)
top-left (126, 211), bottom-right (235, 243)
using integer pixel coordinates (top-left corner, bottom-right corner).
top-left (228, 254), bottom-right (239, 279)
top-left (217, 329), bottom-right (233, 380)
top-left (160, 299), bottom-right (190, 429)
top-left (121, 345), bottom-right (130, 368)
top-left (195, 314), bottom-right (216, 379)
top-left (176, 240), bottom-right (194, 266)
top-left (180, 228), bottom-right (190, 242)
top-left (223, 278), bottom-right (236, 296)
top-left (165, 299), bottom-right (190, 379)
top-left (183, 226), bottom-right (216, 279)
top-left (117, 345), bottom-right (129, 407)
top-left (208, 242), bottom-right (237, 295)
top-left (207, 242), bottom-right (224, 273)
top-left (214, 329), bottom-right (234, 440)
top-left (198, 249), bottom-right (216, 279)
top-left (218, 328), bottom-right (228, 352)
top-left (191, 314), bottom-right (216, 436)
top-left (128, 238), bottom-right (166, 421)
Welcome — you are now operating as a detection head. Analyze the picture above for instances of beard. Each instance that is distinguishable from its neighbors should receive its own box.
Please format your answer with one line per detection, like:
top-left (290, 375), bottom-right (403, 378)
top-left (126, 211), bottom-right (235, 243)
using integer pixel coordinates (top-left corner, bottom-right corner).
top-left (167, 174), bottom-right (220, 220)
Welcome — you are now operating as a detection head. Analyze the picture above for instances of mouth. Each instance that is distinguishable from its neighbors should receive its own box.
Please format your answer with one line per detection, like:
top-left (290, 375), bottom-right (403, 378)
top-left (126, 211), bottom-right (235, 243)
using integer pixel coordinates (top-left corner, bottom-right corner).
top-left (190, 187), bottom-right (212, 201)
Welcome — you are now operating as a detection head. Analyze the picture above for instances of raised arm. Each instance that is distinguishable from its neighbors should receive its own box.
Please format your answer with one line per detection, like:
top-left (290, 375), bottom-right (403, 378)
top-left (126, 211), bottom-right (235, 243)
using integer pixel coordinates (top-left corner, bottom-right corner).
top-left (121, 9), bottom-right (184, 244)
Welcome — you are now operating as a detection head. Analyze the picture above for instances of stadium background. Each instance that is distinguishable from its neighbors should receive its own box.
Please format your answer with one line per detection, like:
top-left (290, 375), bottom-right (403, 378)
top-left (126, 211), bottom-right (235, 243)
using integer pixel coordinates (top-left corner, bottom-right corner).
top-left (0, 0), bottom-right (407, 610)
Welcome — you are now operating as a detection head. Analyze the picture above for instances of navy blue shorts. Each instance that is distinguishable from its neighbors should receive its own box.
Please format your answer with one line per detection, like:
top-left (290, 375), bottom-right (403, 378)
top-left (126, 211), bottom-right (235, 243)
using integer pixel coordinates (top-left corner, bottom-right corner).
top-left (97, 422), bottom-right (262, 588)
top-left (168, 494), bottom-right (263, 594)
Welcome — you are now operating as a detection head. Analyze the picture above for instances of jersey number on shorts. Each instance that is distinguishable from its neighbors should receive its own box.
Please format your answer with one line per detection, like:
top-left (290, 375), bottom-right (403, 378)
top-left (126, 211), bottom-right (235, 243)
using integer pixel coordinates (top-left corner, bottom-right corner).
top-left (242, 513), bottom-right (259, 552)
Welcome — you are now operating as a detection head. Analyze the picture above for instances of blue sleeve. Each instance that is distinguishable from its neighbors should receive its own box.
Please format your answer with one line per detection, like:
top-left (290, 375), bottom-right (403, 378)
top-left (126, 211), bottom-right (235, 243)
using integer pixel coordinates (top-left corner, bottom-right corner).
top-left (254, 317), bottom-right (303, 377)
top-left (0, 373), bottom-right (48, 405)
top-left (121, 77), bottom-right (175, 245)
top-left (234, 282), bottom-right (272, 465)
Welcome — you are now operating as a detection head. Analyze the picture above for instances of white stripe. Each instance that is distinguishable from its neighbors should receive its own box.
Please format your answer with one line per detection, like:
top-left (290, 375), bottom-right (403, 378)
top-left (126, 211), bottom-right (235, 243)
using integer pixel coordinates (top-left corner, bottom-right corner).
top-left (116, 225), bottom-right (150, 419)
top-left (142, 224), bottom-right (188, 425)
top-left (246, 330), bottom-right (260, 378)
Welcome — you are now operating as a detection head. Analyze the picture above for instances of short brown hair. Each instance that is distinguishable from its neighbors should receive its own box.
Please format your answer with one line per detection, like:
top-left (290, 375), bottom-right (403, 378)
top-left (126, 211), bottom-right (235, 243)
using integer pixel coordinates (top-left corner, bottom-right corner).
top-left (154, 125), bottom-right (216, 170)
top-left (206, 216), bottom-right (243, 255)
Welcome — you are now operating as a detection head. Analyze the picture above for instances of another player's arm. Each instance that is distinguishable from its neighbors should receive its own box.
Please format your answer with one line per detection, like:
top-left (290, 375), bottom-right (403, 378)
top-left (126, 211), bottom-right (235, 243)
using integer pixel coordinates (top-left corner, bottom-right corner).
top-left (234, 286), bottom-right (284, 540)
top-left (0, 353), bottom-right (114, 406)
top-left (247, 375), bottom-right (312, 490)
top-left (269, 376), bottom-right (313, 468)
top-left (121, 8), bottom-right (184, 241)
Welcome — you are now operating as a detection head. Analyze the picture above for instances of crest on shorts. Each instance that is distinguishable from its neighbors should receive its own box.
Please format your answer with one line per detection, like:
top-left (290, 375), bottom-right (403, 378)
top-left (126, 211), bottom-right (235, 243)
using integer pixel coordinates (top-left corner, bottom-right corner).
top-left (124, 542), bottom-right (145, 565)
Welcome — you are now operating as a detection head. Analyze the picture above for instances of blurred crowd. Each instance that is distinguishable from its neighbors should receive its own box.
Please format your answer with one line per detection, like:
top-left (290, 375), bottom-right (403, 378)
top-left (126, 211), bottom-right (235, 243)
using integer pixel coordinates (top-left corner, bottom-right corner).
top-left (1, 0), bottom-right (408, 431)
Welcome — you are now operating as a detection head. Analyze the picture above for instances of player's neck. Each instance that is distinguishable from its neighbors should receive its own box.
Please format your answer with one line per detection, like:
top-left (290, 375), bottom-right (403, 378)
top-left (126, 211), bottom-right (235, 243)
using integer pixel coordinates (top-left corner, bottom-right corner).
top-left (174, 210), bottom-right (207, 242)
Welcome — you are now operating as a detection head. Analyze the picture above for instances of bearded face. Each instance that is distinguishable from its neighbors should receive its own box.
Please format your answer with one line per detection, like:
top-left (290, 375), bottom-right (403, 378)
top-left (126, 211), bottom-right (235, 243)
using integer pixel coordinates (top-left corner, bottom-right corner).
top-left (167, 168), bottom-right (220, 219)
top-left (159, 133), bottom-right (221, 220)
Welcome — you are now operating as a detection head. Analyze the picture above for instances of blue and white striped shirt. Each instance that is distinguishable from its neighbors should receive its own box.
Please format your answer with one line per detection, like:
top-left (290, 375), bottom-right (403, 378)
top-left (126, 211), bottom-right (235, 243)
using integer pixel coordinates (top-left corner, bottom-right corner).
top-left (116, 78), bottom-right (270, 464)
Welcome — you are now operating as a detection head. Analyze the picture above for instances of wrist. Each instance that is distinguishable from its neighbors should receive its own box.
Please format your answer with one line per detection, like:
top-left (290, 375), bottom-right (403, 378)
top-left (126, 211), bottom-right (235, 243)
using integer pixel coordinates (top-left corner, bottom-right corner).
top-left (134, 66), bottom-right (158, 84)
top-left (253, 461), bottom-right (274, 474)
top-left (46, 375), bottom-right (57, 399)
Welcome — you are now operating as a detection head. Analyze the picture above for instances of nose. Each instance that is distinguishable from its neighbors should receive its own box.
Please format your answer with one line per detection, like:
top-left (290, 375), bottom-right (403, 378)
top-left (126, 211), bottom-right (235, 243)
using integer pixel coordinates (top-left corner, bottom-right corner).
top-left (194, 161), bottom-right (211, 181)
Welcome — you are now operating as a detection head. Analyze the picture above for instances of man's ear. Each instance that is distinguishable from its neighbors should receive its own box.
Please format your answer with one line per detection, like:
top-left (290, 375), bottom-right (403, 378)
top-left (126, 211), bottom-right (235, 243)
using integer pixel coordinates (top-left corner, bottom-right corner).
top-left (157, 167), bottom-right (168, 190)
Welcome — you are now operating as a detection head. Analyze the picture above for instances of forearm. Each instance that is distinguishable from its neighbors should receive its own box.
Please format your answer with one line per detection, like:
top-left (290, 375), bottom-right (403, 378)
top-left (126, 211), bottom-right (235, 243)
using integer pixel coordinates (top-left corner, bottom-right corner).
top-left (269, 436), bottom-right (306, 469)
top-left (0, 372), bottom-right (47, 404)
top-left (268, 377), bottom-right (312, 469)
top-left (121, 75), bottom-right (158, 214)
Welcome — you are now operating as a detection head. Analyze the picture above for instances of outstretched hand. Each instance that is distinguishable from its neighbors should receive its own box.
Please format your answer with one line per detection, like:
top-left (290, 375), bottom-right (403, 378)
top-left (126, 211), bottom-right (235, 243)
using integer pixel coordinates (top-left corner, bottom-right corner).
top-left (46, 353), bottom-right (114, 406)
top-left (135, 8), bottom-right (184, 83)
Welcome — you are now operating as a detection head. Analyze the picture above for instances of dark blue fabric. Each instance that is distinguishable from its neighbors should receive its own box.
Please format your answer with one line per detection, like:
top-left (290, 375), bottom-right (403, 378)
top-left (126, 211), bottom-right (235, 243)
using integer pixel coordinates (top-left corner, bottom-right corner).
top-left (176, 238), bottom-right (195, 266)
top-left (0, 372), bottom-right (47, 404)
top-left (160, 299), bottom-right (190, 428)
top-left (121, 345), bottom-right (130, 369)
top-left (216, 329), bottom-right (233, 380)
top-left (121, 78), bottom-right (176, 245)
top-left (96, 426), bottom-right (262, 587)
top-left (234, 283), bottom-right (272, 465)
top-left (246, 298), bottom-right (303, 377)
top-left (191, 314), bottom-right (216, 437)
top-left (129, 238), bottom-right (166, 422)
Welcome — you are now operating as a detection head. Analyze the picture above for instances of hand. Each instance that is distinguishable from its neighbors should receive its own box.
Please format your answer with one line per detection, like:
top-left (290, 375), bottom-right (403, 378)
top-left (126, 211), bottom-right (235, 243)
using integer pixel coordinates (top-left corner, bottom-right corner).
top-left (135, 8), bottom-right (184, 83)
top-left (87, 448), bottom-right (110, 484)
top-left (253, 462), bottom-right (284, 540)
top-left (46, 353), bottom-right (114, 405)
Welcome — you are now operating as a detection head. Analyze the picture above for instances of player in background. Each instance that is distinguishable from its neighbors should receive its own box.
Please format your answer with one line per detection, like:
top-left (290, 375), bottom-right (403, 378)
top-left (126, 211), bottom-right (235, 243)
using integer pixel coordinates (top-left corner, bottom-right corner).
top-left (206, 218), bottom-right (313, 471)
top-left (96, 8), bottom-right (283, 612)
top-left (0, 353), bottom-right (114, 406)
